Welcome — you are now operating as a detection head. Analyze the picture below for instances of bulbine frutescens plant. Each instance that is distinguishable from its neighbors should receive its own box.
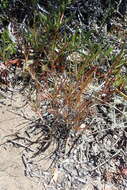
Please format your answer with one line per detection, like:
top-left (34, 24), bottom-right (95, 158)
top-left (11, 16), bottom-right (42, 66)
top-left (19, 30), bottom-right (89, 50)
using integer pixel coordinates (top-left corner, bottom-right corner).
top-left (1, 0), bottom-right (126, 131)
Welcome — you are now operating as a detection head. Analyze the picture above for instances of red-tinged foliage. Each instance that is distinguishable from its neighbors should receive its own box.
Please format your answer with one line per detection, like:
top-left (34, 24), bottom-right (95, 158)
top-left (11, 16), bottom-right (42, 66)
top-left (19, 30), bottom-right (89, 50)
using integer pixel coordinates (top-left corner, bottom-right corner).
top-left (4, 58), bottom-right (22, 67)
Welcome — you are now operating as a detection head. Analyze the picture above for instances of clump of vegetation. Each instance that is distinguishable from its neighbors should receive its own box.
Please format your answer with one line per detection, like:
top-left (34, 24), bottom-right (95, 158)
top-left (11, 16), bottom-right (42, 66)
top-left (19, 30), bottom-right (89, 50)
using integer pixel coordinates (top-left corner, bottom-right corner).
top-left (0, 0), bottom-right (127, 161)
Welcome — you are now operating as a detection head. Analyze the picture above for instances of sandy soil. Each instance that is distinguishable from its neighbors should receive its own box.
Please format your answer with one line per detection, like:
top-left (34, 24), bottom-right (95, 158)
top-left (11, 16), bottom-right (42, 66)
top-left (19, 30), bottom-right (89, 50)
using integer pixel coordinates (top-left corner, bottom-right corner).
top-left (0, 94), bottom-right (43, 190)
